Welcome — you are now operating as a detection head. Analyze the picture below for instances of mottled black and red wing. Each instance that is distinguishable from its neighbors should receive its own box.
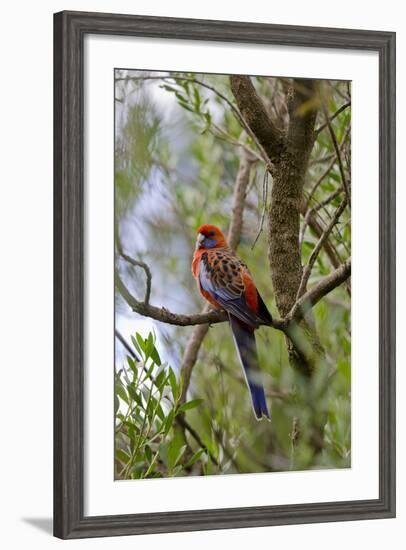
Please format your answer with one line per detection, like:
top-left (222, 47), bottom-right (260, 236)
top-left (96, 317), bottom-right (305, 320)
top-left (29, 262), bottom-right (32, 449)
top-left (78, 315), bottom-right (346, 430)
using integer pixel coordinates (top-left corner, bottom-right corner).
top-left (199, 251), bottom-right (260, 328)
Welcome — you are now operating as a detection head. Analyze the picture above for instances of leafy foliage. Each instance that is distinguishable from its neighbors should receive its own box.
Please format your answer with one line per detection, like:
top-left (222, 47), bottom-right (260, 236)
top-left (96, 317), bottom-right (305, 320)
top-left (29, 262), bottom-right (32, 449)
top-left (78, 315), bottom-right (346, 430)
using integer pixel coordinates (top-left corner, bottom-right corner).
top-left (115, 332), bottom-right (208, 479)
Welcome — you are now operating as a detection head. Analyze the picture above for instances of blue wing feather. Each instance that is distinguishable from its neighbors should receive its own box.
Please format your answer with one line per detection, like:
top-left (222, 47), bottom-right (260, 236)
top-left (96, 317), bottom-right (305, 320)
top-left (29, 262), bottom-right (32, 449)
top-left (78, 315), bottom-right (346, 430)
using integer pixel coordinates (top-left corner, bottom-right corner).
top-left (229, 314), bottom-right (271, 420)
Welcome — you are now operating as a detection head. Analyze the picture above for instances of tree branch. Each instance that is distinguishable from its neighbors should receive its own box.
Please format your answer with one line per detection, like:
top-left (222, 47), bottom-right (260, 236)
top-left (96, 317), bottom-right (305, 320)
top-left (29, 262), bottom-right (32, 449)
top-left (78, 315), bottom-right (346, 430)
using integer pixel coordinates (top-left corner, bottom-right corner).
top-left (230, 75), bottom-right (286, 162)
top-left (267, 79), bottom-right (319, 318)
top-left (303, 208), bottom-right (351, 297)
top-left (300, 187), bottom-right (344, 249)
top-left (116, 236), bottom-right (152, 304)
top-left (228, 147), bottom-right (257, 251)
top-left (315, 101), bottom-right (351, 135)
top-left (297, 198), bottom-right (348, 298)
top-left (321, 103), bottom-right (351, 207)
top-left (116, 257), bottom-right (351, 334)
top-left (116, 272), bottom-right (227, 326)
top-left (115, 329), bottom-right (140, 362)
top-left (305, 124), bottom-right (350, 213)
top-left (287, 259), bottom-right (351, 324)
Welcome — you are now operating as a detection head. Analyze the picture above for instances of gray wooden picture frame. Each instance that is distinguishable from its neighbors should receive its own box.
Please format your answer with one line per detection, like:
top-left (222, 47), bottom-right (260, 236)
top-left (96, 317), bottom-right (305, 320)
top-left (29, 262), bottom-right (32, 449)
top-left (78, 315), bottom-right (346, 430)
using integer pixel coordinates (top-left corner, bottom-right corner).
top-left (54, 10), bottom-right (396, 539)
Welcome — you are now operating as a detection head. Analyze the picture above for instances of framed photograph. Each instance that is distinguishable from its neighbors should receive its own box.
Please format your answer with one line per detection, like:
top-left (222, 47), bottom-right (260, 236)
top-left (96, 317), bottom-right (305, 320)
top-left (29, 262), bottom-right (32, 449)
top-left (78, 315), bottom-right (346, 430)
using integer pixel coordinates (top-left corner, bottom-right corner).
top-left (54, 10), bottom-right (396, 539)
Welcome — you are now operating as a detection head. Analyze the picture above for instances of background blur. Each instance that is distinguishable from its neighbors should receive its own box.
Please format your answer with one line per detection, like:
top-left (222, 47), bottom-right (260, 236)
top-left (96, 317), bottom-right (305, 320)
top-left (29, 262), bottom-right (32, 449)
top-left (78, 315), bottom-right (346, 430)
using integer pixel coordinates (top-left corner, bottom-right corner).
top-left (114, 70), bottom-right (351, 480)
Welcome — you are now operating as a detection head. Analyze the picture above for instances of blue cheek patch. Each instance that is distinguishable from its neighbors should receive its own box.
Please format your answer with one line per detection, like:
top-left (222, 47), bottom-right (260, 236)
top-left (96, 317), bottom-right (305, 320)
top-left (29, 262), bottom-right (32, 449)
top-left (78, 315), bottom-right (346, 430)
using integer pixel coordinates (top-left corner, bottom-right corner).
top-left (204, 238), bottom-right (217, 248)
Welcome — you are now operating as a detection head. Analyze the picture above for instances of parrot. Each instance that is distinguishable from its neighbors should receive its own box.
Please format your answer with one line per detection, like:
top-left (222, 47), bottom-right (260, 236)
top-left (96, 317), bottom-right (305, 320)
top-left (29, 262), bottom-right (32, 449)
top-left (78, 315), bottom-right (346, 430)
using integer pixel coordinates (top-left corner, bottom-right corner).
top-left (191, 223), bottom-right (272, 420)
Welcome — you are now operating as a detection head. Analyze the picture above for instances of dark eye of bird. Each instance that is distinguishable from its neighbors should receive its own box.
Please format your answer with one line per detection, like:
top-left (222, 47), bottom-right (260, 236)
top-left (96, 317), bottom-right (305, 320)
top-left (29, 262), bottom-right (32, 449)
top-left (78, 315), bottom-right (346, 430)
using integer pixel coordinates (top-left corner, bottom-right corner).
top-left (208, 231), bottom-right (215, 237)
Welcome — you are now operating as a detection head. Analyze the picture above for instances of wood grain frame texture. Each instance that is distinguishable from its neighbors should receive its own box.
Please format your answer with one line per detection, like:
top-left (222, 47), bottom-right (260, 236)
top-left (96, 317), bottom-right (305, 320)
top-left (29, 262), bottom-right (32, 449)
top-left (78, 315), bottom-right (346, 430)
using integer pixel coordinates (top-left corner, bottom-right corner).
top-left (53, 10), bottom-right (396, 539)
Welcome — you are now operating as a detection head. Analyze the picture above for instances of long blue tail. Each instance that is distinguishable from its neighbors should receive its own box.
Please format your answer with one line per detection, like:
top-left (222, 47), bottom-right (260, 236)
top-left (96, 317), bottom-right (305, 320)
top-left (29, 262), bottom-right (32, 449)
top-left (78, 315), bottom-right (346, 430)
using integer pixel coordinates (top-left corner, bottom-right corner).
top-left (229, 315), bottom-right (271, 421)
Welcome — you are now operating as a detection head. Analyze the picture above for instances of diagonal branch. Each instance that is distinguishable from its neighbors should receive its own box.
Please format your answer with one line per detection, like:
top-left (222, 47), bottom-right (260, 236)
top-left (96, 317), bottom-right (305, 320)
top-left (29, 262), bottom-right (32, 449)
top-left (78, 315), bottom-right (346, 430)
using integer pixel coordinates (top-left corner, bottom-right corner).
top-left (297, 198), bottom-right (348, 299)
top-left (300, 187), bottom-right (344, 249)
top-left (115, 328), bottom-right (141, 362)
top-left (321, 103), bottom-right (351, 207)
top-left (315, 101), bottom-right (351, 135)
top-left (230, 75), bottom-right (286, 162)
top-left (288, 259), bottom-right (351, 324)
top-left (304, 122), bottom-right (350, 213)
top-left (228, 148), bottom-right (257, 251)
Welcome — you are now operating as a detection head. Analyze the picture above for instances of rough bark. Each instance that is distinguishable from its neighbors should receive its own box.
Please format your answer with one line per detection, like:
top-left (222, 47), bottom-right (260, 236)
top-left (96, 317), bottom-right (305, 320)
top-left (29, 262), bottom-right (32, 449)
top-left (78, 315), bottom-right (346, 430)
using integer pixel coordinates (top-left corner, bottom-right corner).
top-left (229, 76), bottom-right (286, 162)
top-left (269, 79), bottom-right (318, 316)
top-left (231, 77), bottom-right (320, 374)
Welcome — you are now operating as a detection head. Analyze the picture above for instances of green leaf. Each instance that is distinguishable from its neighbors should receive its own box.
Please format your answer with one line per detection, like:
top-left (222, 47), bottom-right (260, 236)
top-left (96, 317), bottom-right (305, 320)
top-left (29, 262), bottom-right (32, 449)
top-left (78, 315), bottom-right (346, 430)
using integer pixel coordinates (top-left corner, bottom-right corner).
top-left (135, 332), bottom-right (146, 353)
top-left (193, 87), bottom-right (201, 111)
top-left (155, 368), bottom-right (167, 390)
top-left (167, 440), bottom-right (187, 469)
top-left (126, 355), bottom-right (138, 375)
top-left (141, 360), bottom-right (155, 383)
top-left (171, 465), bottom-right (184, 477)
top-left (130, 335), bottom-right (142, 355)
top-left (127, 384), bottom-right (143, 407)
top-left (144, 445), bottom-right (153, 464)
top-left (178, 103), bottom-right (196, 114)
top-left (175, 91), bottom-right (187, 103)
top-left (125, 421), bottom-right (138, 444)
top-left (178, 399), bottom-right (204, 413)
top-left (145, 332), bottom-right (154, 359)
top-left (116, 448), bottom-right (131, 465)
top-left (115, 382), bottom-right (129, 405)
top-left (164, 409), bottom-right (175, 435)
top-left (150, 396), bottom-right (166, 422)
top-left (185, 448), bottom-right (205, 468)
top-left (150, 345), bottom-right (161, 366)
top-left (160, 84), bottom-right (178, 93)
top-left (168, 368), bottom-right (179, 401)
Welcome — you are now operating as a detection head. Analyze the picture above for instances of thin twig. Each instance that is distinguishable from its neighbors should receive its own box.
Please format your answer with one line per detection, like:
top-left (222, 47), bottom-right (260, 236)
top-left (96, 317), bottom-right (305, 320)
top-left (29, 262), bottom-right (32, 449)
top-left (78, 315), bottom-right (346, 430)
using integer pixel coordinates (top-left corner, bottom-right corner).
top-left (116, 236), bottom-right (152, 304)
top-left (315, 101), bottom-right (351, 135)
top-left (304, 124), bottom-right (350, 213)
top-left (305, 155), bottom-right (337, 213)
top-left (210, 124), bottom-right (263, 163)
top-left (313, 187), bottom-right (343, 212)
top-left (288, 259), bottom-right (351, 324)
top-left (251, 169), bottom-right (269, 249)
top-left (115, 329), bottom-right (141, 362)
top-left (300, 187), bottom-right (344, 248)
top-left (309, 152), bottom-right (335, 166)
top-left (321, 103), bottom-right (351, 207)
top-left (297, 199), bottom-right (348, 299)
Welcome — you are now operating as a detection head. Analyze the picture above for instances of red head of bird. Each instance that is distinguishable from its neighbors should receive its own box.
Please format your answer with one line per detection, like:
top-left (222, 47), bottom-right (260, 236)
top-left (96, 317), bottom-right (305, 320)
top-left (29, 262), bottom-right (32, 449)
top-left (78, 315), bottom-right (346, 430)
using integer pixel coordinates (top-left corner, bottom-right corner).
top-left (195, 224), bottom-right (228, 250)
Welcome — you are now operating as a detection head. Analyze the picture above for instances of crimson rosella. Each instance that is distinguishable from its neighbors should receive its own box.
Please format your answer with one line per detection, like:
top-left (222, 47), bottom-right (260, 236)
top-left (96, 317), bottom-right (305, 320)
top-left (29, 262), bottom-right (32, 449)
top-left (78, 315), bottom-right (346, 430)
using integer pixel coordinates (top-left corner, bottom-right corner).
top-left (192, 224), bottom-right (272, 420)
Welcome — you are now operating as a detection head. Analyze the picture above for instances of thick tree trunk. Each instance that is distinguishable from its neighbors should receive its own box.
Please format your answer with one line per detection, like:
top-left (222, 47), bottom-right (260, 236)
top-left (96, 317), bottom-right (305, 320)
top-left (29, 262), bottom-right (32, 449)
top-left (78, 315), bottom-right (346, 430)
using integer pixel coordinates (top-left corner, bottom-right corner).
top-left (269, 80), bottom-right (317, 317)
top-left (231, 76), bottom-right (325, 454)
top-left (231, 77), bottom-right (320, 374)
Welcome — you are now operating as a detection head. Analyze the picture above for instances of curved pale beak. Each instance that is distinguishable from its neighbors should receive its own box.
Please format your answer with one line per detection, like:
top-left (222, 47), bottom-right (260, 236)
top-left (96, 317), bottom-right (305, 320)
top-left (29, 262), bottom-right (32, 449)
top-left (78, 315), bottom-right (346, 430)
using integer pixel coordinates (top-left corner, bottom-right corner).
top-left (195, 232), bottom-right (205, 250)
